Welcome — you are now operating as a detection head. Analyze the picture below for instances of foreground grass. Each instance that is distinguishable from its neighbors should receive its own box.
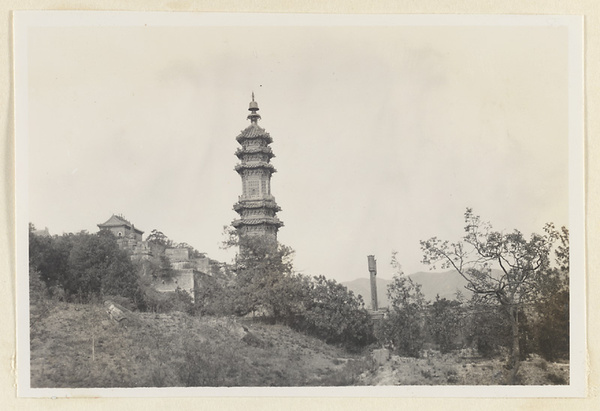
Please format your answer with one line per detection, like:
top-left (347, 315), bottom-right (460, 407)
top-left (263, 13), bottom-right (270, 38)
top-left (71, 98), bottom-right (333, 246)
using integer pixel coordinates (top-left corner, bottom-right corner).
top-left (30, 302), bottom-right (363, 387)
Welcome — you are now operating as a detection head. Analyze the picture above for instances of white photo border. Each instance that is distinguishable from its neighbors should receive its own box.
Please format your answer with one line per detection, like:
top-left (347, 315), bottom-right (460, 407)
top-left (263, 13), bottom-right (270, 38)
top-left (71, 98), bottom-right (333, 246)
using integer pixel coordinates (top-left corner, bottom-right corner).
top-left (14, 11), bottom-right (585, 398)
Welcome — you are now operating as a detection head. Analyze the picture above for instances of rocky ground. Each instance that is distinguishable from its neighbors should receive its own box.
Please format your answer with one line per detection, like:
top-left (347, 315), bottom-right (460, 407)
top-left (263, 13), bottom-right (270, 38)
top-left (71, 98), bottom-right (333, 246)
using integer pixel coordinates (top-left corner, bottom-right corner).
top-left (359, 351), bottom-right (569, 386)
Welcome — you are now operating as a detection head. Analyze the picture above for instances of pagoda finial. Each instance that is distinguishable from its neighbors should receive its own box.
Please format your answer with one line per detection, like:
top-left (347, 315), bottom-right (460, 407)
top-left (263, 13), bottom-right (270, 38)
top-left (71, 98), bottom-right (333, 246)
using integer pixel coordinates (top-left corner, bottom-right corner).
top-left (248, 92), bottom-right (261, 123)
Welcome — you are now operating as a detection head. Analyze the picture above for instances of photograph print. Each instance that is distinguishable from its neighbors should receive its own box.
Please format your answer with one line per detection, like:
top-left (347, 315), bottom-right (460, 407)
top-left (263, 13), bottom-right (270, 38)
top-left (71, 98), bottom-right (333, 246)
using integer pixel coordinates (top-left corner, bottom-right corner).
top-left (14, 12), bottom-right (585, 397)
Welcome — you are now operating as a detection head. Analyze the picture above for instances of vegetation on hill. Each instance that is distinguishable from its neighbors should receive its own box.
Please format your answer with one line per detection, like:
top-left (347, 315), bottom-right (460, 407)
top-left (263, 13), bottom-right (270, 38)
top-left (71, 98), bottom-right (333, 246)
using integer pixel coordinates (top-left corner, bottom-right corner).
top-left (29, 301), bottom-right (569, 388)
top-left (30, 302), bottom-right (371, 387)
top-left (29, 225), bottom-right (142, 305)
top-left (28, 209), bottom-right (570, 386)
top-left (419, 209), bottom-right (569, 382)
top-left (219, 232), bottom-right (375, 349)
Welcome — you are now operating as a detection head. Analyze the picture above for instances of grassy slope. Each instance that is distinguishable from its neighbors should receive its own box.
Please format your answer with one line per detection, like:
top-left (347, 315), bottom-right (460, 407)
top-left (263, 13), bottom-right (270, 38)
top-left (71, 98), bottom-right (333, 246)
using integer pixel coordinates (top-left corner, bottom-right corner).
top-left (30, 302), bottom-right (570, 387)
top-left (30, 302), bottom-right (363, 388)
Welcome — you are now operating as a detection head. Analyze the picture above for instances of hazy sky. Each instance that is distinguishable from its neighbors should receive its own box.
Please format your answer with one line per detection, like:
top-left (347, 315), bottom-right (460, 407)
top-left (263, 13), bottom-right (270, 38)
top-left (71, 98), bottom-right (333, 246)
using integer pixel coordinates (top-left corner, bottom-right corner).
top-left (23, 14), bottom-right (573, 282)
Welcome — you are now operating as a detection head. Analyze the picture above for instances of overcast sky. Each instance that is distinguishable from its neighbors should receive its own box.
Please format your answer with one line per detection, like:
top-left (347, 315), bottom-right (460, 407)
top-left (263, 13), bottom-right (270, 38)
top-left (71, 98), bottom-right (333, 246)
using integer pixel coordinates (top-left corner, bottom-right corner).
top-left (23, 14), bottom-right (573, 282)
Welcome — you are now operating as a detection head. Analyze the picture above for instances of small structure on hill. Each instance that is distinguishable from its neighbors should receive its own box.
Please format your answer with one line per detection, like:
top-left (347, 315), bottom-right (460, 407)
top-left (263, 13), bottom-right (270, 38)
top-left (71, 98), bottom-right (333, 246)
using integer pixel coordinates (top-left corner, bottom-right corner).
top-left (98, 214), bottom-right (143, 240)
top-left (97, 214), bottom-right (211, 301)
top-left (98, 214), bottom-right (150, 259)
top-left (154, 250), bottom-right (212, 302)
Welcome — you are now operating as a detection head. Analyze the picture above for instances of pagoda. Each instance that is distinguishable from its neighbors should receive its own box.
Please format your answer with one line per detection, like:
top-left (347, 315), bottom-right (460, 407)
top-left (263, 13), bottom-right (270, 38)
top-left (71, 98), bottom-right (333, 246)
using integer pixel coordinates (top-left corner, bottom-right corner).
top-left (232, 94), bottom-right (283, 244)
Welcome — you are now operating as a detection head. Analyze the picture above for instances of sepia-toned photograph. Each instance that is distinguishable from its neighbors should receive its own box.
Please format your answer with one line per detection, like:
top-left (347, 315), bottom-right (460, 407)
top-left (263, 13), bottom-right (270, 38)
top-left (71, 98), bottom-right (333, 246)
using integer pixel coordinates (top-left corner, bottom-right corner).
top-left (14, 12), bottom-right (585, 397)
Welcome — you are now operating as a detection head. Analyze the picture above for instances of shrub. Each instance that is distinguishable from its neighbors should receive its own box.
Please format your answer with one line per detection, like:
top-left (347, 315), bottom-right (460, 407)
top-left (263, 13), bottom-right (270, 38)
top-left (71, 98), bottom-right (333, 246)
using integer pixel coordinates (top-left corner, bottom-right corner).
top-left (225, 234), bottom-right (374, 349)
top-left (465, 304), bottom-right (511, 358)
top-left (291, 275), bottom-right (374, 349)
top-left (427, 296), bottom-right (464, 353)
top-left (140, 287), bottom-right (195, 314)
top-left (375, 273), bottom-right (426, 357)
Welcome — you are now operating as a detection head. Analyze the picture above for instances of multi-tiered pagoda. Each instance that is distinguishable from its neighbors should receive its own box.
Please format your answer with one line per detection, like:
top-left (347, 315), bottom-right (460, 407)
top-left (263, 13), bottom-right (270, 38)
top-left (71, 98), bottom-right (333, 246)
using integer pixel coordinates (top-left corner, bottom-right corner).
top-left (232, 94), bottom-right (283, 244)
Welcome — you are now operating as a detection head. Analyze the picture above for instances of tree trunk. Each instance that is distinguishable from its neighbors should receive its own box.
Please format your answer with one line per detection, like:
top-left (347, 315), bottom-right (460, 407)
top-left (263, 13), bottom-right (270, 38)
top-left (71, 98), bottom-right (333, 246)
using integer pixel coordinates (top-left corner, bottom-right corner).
top-left (508, 306), bottom-right (520, 384)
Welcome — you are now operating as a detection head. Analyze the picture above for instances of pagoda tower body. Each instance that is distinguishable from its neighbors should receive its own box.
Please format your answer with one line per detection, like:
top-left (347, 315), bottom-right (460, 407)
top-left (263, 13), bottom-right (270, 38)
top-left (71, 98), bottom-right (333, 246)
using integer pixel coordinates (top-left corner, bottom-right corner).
top-left (232, 94), bottom-right (283, 244)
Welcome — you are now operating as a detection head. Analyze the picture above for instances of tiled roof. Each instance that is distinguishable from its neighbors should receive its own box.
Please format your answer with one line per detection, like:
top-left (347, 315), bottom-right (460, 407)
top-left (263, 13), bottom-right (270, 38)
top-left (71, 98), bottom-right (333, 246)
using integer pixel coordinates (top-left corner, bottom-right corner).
top-left (236, 124), bottom-right (273, 143)
top-left (234, 146), bottom-right (274, 159)
top-left (98, 214), bottom-right (130, 227)
top-left (97, 214), bottom-right (144, 234)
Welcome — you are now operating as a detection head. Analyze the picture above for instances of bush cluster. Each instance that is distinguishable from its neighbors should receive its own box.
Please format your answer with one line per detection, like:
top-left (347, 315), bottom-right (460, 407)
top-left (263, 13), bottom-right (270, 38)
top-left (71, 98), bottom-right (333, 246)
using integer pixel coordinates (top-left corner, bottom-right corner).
top-left (29, 224), bottom-right (374, 350)
top-left (219, 236), bottom-right (374, 349)
top-left (29, 222), bottom-right (568, 360)
top-left (375, 276), bottom-right (569, 361)
top-left (29, 225), bottom-right (143, 305)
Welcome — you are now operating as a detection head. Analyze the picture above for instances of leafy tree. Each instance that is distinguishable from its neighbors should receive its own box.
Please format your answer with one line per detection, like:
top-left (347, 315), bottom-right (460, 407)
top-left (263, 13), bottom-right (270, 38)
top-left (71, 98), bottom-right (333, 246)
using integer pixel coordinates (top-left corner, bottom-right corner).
top-left (428, 295), bottom-right (463, 353)
top-left (532, 227), bottom-right (569, 361)
top-left (190, 260), bottom-right (238, 316)
top-left (230, 234), bottom-right (296, 318)
top-left (376, 266), bottom-right (427, 357)
top-left (420, 208), bottom-right (559, 383)
top-left (29, 224), bottom-right (73, 295)
top-left (224, 229), bottom-right (373, 348)
top-left (298, 275), bottom-right (373, 348)
top-left (464, 303), bottom-right (511, 358)
top-left (194, 275), bottom-right (233, 316)
top-left (66, 230), bottom-right (141, 303)
top-left (146, 229), bottom-right (173, 254)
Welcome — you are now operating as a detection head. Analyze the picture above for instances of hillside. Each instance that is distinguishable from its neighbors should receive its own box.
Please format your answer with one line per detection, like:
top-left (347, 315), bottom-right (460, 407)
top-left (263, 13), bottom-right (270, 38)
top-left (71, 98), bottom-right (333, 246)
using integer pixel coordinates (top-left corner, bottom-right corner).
top-left (30, 302), bottom-right (367, 388)
top-left (343, 270), bottom-right (472, 307)
top-left (30, 301), bottom-right (569, 387)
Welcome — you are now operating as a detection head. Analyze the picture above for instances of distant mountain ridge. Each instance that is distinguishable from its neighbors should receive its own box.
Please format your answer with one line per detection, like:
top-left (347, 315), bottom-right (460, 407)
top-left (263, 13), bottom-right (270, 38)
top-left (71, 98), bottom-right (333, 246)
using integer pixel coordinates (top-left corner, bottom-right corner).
top-left (342, 270), bottom-right (473, 308)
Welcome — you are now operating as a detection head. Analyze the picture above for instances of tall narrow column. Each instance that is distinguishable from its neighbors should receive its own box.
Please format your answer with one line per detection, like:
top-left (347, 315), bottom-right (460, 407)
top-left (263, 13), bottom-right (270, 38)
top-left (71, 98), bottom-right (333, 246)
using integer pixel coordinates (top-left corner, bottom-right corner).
top-left (367, 255), bottom-right (378, 311)
top-left (232, 94), bottom-right (283, 245)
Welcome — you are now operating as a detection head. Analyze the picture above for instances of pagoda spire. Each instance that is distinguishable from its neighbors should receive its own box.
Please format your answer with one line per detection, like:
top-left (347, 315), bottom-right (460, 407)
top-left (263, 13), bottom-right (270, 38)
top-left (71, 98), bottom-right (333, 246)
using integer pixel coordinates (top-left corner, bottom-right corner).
top-left (247, 92), bottom-right (261, 124)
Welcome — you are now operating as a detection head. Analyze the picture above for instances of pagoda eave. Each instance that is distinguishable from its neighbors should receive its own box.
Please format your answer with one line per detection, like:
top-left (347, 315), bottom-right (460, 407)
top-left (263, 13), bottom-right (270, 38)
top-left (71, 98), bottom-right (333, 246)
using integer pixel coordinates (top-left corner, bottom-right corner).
top-left (232, 218), bottom-right (284, 228)
top-left (233, 200), bottom-right (281, 212)
top-left (236, 134), bottom-right (273, 145)
top-left (234, 163), bottom-right (277, 174)
top-left (234, 148), bottom-right (275, 159)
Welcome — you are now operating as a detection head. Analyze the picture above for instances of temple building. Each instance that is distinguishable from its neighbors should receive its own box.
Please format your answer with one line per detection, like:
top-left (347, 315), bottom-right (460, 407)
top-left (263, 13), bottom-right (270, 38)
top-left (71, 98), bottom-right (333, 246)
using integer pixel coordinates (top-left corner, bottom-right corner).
top-left (97, 214), bottom-right (150, 257)
top-left (232, 94), bottom-right (283, 243)
top-left (97, 214), bottom-right (143, 240)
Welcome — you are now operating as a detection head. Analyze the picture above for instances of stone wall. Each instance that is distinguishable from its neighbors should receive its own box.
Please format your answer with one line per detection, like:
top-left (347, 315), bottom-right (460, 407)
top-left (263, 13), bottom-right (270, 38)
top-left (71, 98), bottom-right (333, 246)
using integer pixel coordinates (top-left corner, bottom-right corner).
top-left (165, 248), bottom-right (189, 262)
top-left (153, 269), bottom-right (195, 301)
top-left (194, 257), bottom-right (209, 274)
